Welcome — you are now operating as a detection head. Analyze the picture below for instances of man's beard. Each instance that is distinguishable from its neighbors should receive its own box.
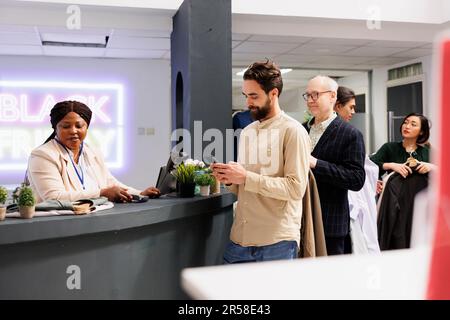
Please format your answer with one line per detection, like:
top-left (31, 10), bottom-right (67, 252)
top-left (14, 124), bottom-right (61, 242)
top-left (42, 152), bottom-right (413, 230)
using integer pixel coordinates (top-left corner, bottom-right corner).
top-left (249, 97), bottom-right (271, 121)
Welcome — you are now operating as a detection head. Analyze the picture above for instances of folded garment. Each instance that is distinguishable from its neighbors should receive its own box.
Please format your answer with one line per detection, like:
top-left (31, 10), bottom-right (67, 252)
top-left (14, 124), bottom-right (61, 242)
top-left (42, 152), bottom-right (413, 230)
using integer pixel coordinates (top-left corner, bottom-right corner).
top-left (35, 197), bottom-right (110, 211)
top-left (5, 201), bottom-right (114, 218)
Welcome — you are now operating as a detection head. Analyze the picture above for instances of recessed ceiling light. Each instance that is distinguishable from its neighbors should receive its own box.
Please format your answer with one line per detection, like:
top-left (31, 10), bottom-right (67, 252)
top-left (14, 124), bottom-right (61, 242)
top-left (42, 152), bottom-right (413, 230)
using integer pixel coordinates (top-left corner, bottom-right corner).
top-left (41, 33), bottom-right (109, 48)
top-left (281, 68), bottom-right (292, 74)
top-left (236, 68), bottom-right (247, 76)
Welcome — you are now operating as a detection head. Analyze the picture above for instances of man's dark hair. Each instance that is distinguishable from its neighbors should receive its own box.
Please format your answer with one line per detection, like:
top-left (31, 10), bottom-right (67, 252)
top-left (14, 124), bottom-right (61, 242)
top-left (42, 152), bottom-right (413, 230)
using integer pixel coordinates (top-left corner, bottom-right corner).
top-left (243, 60), bottom-right (283, 96)
top-left (400, 112), bottom-right (431, 145)
top-left (336, 86), bottom-right (356, 107)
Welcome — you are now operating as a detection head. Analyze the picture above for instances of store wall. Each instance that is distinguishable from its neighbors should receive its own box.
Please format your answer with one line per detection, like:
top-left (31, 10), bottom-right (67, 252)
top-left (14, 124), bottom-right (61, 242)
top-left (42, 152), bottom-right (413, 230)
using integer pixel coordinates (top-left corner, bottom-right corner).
top-left (0, 55), bottom-right (171, 189)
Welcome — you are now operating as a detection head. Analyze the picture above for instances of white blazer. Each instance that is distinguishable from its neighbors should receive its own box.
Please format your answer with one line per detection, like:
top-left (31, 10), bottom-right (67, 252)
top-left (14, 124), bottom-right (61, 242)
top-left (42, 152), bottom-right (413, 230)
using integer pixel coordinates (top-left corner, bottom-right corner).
top-left (27, 139), bottom-right (141, 203)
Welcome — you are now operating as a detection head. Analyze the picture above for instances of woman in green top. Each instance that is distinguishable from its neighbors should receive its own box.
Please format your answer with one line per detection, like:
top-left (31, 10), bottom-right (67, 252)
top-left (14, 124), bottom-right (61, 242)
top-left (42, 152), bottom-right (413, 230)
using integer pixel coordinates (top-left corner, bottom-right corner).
top-left (370, 113), bottom-right (434, 179)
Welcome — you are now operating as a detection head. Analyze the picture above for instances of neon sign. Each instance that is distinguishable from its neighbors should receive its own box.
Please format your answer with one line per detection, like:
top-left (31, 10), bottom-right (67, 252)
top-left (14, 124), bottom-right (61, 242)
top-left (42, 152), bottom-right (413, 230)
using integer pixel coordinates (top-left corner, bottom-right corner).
top-left (0, 80), bottom-right (124, 171)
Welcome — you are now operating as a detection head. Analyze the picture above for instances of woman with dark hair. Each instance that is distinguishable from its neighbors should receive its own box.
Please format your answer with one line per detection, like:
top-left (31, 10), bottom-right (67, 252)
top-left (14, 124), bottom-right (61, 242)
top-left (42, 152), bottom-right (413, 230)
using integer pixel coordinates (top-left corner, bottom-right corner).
top-left (334, 86), bottom-right (356, 122)
top-left (370, 113), bottom-right (434, 179)
top-left (27, 100), bottom-right (160, 203)
top-left (335, 86), bottom-right (380, 254)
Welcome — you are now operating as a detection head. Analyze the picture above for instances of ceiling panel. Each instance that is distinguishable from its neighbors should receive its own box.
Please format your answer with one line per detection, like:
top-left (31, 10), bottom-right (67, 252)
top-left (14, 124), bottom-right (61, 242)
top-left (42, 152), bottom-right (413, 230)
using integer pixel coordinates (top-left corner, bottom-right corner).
top-left (232, 52), bottom-right (277, 62)
top-left (0, 32), bottom-right (41, 45)
top-left (365, 40), bottom-right (429, 48)
top-left (342, 46), bottom-right (409, 57)
top-left (353, 64), bottom-right (385, 69)
top-left (105, 48), bottom-right (166, 59)
top-left (232, 40), bottom-right (242, 48)
top-left (37, 26), bottom-right (112, 35)
top-left (363, 57), bottom-right (409, 65)
top-left (232, 33), bottom-right (251, 41)
top-left (232, 67), bottom-right (365, 89)
top-left (0, 25), bottom-right (36, 33)
top-left (305, 63), bottom-right (370, 70)
top-left (0, 44), bottom-right (42, 55)
top-left (233, 61), bottom-right (312, 69)
top-left (275, 62), bottom-right (316, 68)
top-left (274, 54), bottom-right (318, 66)
top-left (43, 46), bottom-right (105, 57)
top-left (289, 44), bottom-right (357, 55)
top-left (233, 41), bottom-right (299, 54)
top-left (0, 19), bottom-right (436, 68)
top-left (248, 35), bottom-right (312, 44)
top-left (112, 28), bottom-right (170, 38)
top-left (273, 54), bottom-right (320, 63)
top-left (162, 50), bottom-right (170, 59)
top-left (107, 36), bottom-right (170, 50)
top-left (390, 48), bottom-right (433, 58)
top-left (312, 55), bottom-right (375, 64)
top-left (308, 37), bottom-right (372, 46)
top-left (420, 43), bottom-right (433, 49)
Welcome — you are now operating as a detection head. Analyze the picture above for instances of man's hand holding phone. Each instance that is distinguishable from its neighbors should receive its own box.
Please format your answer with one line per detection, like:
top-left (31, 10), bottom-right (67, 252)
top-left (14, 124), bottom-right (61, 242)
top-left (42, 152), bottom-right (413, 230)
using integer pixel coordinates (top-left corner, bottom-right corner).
top-left (211, 161), bottom-right (247, 185)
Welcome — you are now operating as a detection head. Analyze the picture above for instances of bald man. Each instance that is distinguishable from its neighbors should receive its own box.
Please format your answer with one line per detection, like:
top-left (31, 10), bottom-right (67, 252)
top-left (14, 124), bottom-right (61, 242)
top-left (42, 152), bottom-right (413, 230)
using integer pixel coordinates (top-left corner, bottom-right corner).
top-left (302, 76), bottom-right (366, 255)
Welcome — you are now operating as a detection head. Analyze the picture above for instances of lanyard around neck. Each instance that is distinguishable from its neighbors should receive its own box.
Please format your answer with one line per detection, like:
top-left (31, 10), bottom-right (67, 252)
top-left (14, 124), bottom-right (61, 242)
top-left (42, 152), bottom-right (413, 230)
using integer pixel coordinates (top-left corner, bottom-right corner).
top-left (55, 139), bottom-right (85, 190)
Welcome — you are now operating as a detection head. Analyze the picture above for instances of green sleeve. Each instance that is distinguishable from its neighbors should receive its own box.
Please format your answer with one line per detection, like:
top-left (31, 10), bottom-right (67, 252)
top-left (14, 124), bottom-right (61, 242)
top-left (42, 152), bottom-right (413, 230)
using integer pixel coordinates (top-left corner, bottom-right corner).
top-left (422, 146), bottom-right (430, 163)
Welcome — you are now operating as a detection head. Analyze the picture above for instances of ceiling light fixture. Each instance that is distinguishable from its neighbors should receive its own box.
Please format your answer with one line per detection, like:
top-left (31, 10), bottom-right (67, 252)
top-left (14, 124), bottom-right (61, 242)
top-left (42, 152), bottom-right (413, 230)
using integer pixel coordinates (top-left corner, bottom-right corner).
top-left (41, 33), bottom-right (109, 48)
top-left (236, 68), bottom-right (247, 76)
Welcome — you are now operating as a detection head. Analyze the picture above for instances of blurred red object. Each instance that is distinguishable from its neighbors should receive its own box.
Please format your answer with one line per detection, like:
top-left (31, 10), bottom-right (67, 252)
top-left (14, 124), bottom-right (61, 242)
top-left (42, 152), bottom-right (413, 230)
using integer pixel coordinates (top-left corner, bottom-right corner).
top-left (426, 39), bottom-right (450, 299)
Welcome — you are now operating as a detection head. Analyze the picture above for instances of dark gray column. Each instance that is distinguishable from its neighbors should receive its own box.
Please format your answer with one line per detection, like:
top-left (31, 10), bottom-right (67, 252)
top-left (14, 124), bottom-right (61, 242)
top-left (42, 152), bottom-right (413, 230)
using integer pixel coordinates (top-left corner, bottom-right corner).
top-left (171, 0), bottom-right (232, 162)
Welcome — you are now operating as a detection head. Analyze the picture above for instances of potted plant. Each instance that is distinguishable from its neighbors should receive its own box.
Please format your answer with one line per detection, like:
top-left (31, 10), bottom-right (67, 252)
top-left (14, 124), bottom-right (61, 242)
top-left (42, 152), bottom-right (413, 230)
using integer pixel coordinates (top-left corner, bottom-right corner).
top-left (194, 173), bottom-right (214, 196)
top-left (210, 175), bottom-right (221, 194)
top-left (18, 186), bottom-right (36, 219)
top-left (171, 161), bottom-right (197, 197)
top-left (0, 186), bottom-right (7, 221)
top-left (171, 158), bottom-right (207, 197)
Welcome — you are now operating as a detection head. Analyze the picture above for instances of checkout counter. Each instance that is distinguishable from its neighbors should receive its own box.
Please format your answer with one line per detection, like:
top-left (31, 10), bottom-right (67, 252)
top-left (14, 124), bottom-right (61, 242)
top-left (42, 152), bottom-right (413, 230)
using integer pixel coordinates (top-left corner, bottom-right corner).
top-left (0, 191), bottom-right (236, 299)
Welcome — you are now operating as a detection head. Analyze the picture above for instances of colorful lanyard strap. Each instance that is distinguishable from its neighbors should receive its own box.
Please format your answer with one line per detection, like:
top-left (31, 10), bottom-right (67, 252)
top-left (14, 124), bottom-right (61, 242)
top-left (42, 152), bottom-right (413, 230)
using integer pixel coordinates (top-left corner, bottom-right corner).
top-left (55, 139), bottom-right (85, 190)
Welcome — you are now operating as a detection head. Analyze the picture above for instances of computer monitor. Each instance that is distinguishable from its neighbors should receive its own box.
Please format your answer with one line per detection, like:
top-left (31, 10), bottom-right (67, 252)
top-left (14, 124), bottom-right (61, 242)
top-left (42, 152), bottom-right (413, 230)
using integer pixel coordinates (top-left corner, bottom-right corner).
top-left (155, 156), bottom-right (177, 195)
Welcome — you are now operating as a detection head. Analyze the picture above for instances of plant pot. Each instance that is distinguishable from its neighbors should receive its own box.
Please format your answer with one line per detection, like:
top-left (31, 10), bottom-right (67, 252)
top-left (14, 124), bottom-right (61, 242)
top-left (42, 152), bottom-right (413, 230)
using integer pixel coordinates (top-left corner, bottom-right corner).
top-left (19, 206), bottom-right (35, 219)
top-left (199, 185), bottom-right (210, 196)
top-left (178, 182), bottom-right (196, 198)
top-left (0, 206), bottom-right (6, 221)
top-left (210, 179), bottom-right (221, 194)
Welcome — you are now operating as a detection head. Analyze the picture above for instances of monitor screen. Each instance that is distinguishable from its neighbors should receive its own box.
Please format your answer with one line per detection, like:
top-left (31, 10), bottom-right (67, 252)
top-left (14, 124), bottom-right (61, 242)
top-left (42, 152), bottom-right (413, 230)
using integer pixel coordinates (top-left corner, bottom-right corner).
top-left (155, 156), bottom-right (177, 195)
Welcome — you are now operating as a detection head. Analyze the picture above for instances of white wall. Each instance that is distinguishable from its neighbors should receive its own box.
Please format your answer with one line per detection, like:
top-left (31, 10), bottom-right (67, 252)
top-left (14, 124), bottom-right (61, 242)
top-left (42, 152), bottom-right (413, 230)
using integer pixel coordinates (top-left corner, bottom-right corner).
top-left (338, 73), bottom-right (369, 97)
top-left (232, 0), bottom-right (445, 24)
top-left (0, 55), bottom-right (171, 189)
top-left (232, 85), bottom-right (307, 123)
top-left (22, 0), bottom-right (448, 24)
top-left (280, 88), bottom-right (307, 123)
top-left (371, 55), bottom-right (433, 152)
top-left (0, 2), bottom-right (173, 31)
top-left (444, 0), bottom-right (450, 22)
top-left (21, 0), bottom-right (183, 10)
top-left (337, 72), bottom-right (370, 151)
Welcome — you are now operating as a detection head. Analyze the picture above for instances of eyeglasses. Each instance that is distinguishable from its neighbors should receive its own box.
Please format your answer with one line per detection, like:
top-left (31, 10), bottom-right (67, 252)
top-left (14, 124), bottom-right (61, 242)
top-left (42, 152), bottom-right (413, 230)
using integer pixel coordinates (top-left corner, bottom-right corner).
top-left (302, 91), bottom-right (332, 102)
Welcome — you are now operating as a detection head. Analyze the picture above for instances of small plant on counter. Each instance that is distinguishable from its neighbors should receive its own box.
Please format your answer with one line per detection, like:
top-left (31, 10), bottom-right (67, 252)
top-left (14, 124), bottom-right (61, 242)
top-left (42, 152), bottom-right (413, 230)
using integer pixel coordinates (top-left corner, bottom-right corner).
top-left (0, 186), bottom-right (8, 221)
top-left (18, 186), bottom-right (36, 219)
